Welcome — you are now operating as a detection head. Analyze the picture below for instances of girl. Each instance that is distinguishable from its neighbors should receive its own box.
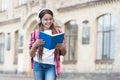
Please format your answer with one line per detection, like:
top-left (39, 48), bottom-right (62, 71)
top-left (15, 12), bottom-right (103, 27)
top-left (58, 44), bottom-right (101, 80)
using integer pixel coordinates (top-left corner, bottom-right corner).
top-left (29, 9), bottom-right (66, 80)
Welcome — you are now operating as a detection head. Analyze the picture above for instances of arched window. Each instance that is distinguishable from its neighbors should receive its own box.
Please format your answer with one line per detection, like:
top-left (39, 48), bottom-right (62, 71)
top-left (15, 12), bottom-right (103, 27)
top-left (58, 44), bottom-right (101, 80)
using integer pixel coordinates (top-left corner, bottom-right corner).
top-left (0, 33), bottom-right (5, 63)
top-left (64, 20), bottom-right (78, 64)
top-left (96, 14), bottom-right (115, 64)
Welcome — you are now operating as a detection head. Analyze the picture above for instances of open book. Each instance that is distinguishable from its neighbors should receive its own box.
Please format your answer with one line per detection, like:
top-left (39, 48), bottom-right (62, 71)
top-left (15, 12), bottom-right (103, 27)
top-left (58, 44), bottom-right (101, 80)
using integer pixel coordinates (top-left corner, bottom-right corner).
top-left (39, 31), bottom-right (64, 50)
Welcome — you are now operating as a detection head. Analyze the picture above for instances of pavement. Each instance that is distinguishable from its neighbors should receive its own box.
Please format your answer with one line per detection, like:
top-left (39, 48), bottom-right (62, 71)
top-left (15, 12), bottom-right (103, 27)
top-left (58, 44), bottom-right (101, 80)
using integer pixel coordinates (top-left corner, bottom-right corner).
top-left (0, 72), bottom-right (120, 80)
top-left (0, 74), bottom-right (33, 80)
top-left (0, 73), bottom-right (77, 80)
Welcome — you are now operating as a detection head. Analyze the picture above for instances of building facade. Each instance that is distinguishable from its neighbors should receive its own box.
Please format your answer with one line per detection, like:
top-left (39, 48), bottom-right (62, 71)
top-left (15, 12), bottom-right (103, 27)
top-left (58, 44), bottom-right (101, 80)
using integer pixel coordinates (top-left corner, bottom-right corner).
top-left (0, 0), bottom-right (120, 75)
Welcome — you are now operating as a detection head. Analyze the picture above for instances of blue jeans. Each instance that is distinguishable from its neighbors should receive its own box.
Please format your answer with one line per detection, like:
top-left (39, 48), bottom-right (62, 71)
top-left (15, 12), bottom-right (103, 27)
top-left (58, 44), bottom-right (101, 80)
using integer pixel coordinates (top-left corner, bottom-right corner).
top-left (33, 61), bottom-right (56, 80)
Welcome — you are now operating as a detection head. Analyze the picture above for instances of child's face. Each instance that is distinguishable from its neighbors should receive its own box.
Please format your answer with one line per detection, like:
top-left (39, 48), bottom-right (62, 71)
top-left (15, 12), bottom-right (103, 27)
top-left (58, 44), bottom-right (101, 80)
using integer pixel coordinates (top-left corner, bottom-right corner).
top-left (41, 14), bottom-right (54, 30)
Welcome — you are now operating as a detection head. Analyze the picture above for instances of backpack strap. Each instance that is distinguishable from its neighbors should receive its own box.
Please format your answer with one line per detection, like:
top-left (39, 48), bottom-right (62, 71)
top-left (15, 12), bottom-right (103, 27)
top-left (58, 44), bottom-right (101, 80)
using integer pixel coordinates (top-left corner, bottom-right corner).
top-left (29, 29), bottom-right (39, 49)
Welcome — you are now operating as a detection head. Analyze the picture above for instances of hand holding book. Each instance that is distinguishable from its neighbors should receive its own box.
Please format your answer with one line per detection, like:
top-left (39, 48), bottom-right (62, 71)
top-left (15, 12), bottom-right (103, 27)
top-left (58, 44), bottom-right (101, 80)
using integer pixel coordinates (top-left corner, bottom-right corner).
top-left (33, 39), bottom-right (45, 48)
top-left (55, 43), bottom-right (66, 55)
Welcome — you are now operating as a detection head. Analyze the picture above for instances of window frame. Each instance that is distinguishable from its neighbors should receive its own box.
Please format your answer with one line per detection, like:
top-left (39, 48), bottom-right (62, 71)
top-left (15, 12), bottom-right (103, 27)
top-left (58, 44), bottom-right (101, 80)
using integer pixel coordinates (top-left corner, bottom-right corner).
top-left (63, 20), bottom-right (78, 64)
top-left (95, 14), bottom-right (115, 64)
top-left (0, 33), bottom-right (5, 63)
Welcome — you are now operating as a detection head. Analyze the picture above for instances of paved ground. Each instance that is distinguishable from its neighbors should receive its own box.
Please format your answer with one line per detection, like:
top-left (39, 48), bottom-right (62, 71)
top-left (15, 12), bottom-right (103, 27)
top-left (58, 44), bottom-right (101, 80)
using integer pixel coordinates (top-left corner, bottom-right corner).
top-left (0, 72), bottom-right (120, 80)
top-left (0, 74), bottom-right (33, 80)
top-left (0, 77), bottom-right (33, 80)
top-left (0, 73), bottom-right (74, 80)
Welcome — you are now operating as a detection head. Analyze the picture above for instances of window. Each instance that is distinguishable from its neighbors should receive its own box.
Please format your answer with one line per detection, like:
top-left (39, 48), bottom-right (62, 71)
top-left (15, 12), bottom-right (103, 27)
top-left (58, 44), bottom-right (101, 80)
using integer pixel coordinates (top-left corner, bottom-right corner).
top-left (41, 0), bottom-right (46, 8)
top-left (64, 20), bottom-right (78, 64)
top-left (7, 33), bottom-right (11, 51)
top-left (0, 33), bottom-right (5, 63)
top-left (82, 27), bottom-right (90, 44)
top-left (96, 14), bottom-right (115, 64)
top-left (13, 31), bottom-right (18, 64)
top-left (2, 0), bottom-right (8, 11)
top-left (82, 20), bottom-right (90, 44)
top-left (19, 35), bottom-right (23, 47)
top-left (19, 0), bottom-right (25, 5)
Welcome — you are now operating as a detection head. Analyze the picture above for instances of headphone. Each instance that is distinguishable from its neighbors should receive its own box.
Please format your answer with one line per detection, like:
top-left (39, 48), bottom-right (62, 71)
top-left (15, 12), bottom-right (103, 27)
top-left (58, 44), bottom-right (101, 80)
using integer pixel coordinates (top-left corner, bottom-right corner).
top-left (36, 8), bottom-right (52, 24)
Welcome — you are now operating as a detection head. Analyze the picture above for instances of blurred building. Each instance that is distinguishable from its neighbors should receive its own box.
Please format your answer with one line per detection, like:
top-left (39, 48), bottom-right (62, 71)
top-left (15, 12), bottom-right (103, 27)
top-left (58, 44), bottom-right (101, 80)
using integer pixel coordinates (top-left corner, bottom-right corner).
top-left (0, 0), bottom-right (120, 75)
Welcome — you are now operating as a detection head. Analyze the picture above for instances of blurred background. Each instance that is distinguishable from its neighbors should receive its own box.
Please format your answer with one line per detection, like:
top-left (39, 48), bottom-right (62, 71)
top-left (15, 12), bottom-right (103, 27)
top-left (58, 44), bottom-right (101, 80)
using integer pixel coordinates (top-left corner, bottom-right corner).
top-left (0, 0), bottom-right (120, 80)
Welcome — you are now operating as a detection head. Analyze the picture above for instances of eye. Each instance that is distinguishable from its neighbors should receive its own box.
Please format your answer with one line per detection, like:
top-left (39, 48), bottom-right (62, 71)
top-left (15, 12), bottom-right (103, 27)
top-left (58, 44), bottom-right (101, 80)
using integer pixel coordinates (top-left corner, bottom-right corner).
top-left (44, 19), bottom-right (48, 21)
top-left (49, 18), bottom-right (53, 21)
top-left (43, 18), bottom-right (53, 21)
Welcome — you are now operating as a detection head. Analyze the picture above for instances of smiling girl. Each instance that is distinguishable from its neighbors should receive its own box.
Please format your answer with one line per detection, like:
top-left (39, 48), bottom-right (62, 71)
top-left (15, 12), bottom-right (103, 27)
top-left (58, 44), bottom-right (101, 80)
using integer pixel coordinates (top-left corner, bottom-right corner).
top-left (29, 9), bottom-right (66, 80)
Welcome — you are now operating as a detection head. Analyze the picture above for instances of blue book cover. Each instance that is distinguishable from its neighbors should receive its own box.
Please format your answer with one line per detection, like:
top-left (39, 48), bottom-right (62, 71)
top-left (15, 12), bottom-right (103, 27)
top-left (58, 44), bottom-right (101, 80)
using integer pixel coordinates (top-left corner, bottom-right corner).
top-left (39, 31), bottom-right (64, 50)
